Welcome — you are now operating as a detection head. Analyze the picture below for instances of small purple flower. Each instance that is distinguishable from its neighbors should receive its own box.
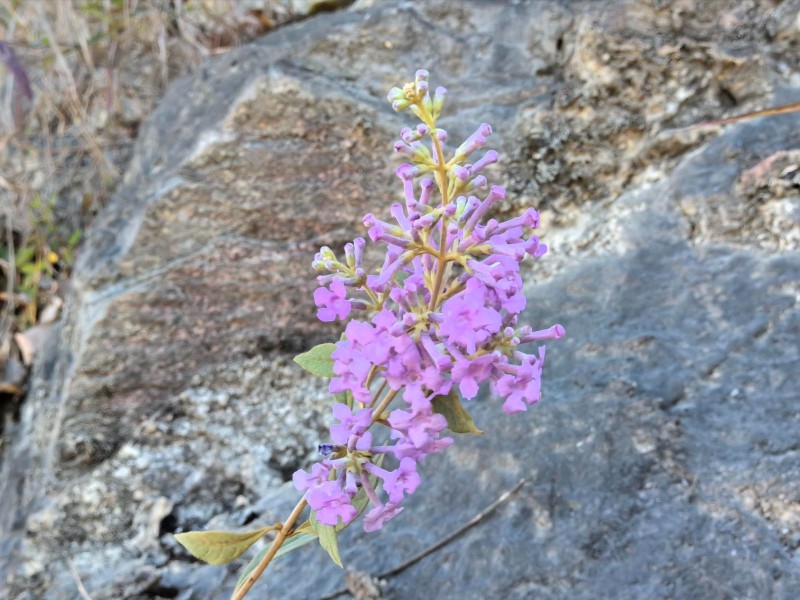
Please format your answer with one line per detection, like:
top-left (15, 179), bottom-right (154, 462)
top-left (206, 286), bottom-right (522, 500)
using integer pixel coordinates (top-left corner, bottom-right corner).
top-left (495, 347), bottom-right (546, 414)
top-left (388, 435), bottom-right (454, 461)
top-left (382, 458), bottom-right (421, 504)
top-left (292, 463), bottom-right (331, 492)
top-left (314, 279), bottom-right (351, 322)
top-left (385, 341), bottom-right (424, 390)
top-left (451, 352), bottom-right (498, 399)
top-left (330, 343), bottom-right (372, 403)
top-left (363, 503), bottom-right (404, 533)
top-left (330, 403), bottom-right (372, 445)
top-left (438, 279), bottom-right (502, 354)
top-left (389, 392), bottom-right (448, 450)
top-left (307, 481), bottom-right (358, 526)
top-left (419, 363), bottom-right (452, 396)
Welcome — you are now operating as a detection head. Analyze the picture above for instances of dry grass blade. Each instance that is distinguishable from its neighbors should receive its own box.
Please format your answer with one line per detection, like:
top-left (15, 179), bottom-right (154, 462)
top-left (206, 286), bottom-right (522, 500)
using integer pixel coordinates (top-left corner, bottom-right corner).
top-left (318, 479), bottom-right (528, 600)
top-left (67, 558), bottom-right (93, 600)
top-left (0, 204), bottom-right (15, 348)
top-left (689, 100), bottom-right (800, 129)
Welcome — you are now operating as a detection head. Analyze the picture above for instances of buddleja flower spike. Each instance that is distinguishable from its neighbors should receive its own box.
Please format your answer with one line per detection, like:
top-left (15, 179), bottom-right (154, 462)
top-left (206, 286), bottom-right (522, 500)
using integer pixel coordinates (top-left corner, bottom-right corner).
top-left (176, 70), bottom-right (564, 600)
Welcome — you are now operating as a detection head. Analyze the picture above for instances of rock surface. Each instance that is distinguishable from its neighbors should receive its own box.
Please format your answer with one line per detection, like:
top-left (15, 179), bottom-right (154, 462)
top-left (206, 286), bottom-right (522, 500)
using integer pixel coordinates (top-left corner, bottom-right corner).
top-left (2, 0), bottom-right (800, 598)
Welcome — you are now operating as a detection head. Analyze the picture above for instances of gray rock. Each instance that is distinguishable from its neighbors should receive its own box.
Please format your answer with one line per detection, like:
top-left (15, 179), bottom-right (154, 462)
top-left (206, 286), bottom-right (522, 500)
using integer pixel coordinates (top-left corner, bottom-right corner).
top-left (1, 1), bottom-right (799, 599)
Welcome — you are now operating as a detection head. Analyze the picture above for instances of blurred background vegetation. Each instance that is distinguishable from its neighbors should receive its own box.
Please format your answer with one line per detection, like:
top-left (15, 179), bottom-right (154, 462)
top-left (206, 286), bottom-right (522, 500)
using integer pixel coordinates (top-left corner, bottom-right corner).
top-left (0, 0), bottom-right (341, 404)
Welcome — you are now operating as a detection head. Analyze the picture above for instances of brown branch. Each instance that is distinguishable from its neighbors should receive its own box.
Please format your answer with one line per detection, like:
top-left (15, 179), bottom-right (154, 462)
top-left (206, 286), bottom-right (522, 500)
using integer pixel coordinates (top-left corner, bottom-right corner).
top-left (231, 497), bottom-right (308, 600)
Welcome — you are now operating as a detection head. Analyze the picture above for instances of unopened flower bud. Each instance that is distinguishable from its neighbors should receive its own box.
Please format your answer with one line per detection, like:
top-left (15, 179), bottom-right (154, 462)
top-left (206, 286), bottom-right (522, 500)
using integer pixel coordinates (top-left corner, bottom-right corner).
top-left (419, 178), bottom-right (435, 205)
top-left (432, 86), bottom-right (447, 119)
top-left (402, 313), bottom-right (418, 326)
top-left (396, 163), bottom-right (419, 181)
top-left (467, 175), bottom-right (487, 190)
top-left (453, 165), bottom-right (470, 181)
top-left (318, 443), bottom-right (340, 457)
top-left (471, 149), bottom-right (499, 174)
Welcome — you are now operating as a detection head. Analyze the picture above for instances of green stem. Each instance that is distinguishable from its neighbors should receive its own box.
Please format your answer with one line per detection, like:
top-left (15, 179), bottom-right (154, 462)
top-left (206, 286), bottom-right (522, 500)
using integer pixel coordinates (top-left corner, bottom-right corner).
top-left (424, 111), bottom-right (451, 313)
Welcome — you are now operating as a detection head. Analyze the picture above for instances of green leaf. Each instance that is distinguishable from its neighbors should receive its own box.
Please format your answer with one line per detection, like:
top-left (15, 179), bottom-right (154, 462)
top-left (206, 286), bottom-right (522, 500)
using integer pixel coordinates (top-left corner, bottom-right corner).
top-left (432, 390), bottom-right (484, 434)
top-left (20, 262), bottom-right (41, 275)
top-left (14, 245), bottom-right (36, 266)
top-left (293, 343), bottom-right (336, 378)
top-left (67, 229), bottom-right (83, 248)
top-left (310, 512), bottom-right (343, 568)
top-left (274, 528), bottom-right (317, 559)
top-left (174, 526), bottom-right (278, 565)
top-left (234, 527), bottom-right (318, 592)
top-left (334, 389), bottom-right (354, 410)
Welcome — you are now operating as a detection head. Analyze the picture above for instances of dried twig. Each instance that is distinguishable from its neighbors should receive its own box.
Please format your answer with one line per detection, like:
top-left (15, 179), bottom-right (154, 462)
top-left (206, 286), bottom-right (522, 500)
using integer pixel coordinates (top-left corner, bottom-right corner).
top-left (67, 559), bottom-right (93, 600)
top-left (689, 100), bottom-right (800, 129)
top-left (319, 479), bottom-right (527, 600)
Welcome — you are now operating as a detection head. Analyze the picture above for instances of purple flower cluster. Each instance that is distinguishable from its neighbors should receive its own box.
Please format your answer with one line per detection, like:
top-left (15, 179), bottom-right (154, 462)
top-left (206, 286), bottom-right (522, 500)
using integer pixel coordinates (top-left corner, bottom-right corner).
top-left (298, 70), bottom-right (564, 531)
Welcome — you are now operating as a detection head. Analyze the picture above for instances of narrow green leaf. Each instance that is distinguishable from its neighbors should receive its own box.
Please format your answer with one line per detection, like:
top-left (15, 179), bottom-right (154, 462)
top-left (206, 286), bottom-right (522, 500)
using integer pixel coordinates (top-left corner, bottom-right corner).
top-left (293, 343), bottom-right (336, 378)
top-left (311, 512), bottom-right (343, 568)
top-left (174, 525), bottom-right (278, 565)
top-left (67, 229), bottom-right (83, 248)
top-left (14, 246), bottom-right (36, 266)
top-left (234, 527), bottom-right (318, 592)
top-left (432, 390), bottom-right (484, 434)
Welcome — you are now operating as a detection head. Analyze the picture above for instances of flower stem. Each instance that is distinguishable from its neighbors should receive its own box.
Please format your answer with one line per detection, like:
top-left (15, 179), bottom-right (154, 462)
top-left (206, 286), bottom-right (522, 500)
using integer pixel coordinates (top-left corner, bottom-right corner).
top-left (368, 379), bottom-right (388, 408)
top-left (426, 119), bottom-right (451, 312)
top-left (231, 496), bottom-right (308, 600)
top-left (371, 388), bottom-right (399, 423)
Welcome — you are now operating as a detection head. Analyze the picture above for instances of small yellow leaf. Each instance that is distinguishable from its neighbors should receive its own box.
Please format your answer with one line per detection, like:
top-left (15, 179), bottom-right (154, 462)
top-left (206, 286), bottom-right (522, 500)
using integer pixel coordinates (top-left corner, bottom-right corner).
top-left (175, 526), bottom-right (279, 565)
